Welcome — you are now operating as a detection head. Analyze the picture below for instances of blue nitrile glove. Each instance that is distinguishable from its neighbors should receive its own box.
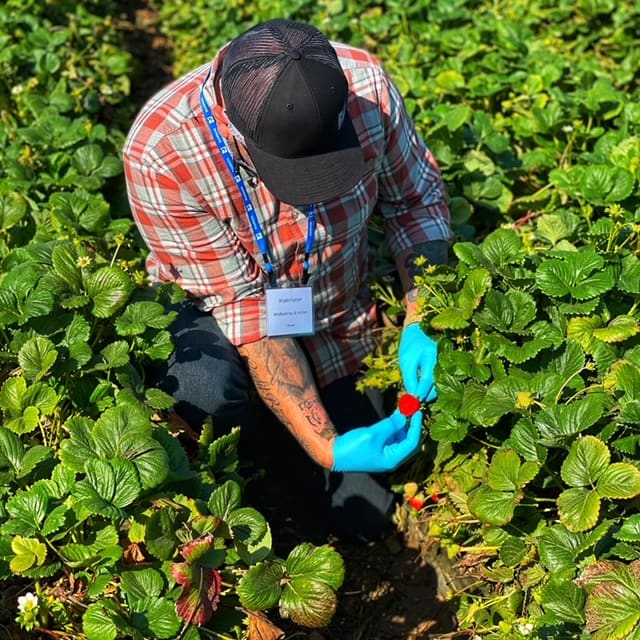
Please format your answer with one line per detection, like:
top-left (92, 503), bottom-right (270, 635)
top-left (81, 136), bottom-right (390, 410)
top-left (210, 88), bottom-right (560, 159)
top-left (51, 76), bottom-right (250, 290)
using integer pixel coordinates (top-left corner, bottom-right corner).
top-left (399, 323), bottom-right (438, 401)
top-left (332, 409), bottom-right (423, 473)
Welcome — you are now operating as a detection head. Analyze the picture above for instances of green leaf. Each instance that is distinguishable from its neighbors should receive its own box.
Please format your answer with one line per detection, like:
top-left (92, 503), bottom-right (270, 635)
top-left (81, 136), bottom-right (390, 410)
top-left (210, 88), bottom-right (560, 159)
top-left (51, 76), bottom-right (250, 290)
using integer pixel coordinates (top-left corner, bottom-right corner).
top-left (536, 250), bottom-right (615, 300)
top-left (93, 406), bottom-right (168, 490)
top-left (133, 597), bottom-right (182, 639)
top-left (208, 480), bottom-right (242, 521)
top-left (87, 573), bottom-right (115, 598)
top-left (488, 449), bottom-right (523, 491)
top-left (227, 507), bottom-right (267, 545)
top-left (115, 301), bottom-right (173, 336)
top-left (484, 321), bottom-right (562, 364)
top-left (615, 515), bottom-right (640, 542)
top-left (535, 212), bottom-right (580, 246)
top-left (144, 388), bottom-right (175, 410)
top-left (0, 191), bottom-right (27, 230)
top-left (24, 286), bottom-right (54, 321)
top-left (579, 164), bottom-right (635, 205)
top-left (18, 445), bottom-right (53, 479)
top-left (442, 104), bottom-right (471, 131)
top-left (435, 69), bottom-right (465, 91)
top-left (499, 536), bottom-right (528, 567)
top-left (207, 427), bottom-right (240, 474)
top-left (506, 419), bottom-right (547, 463)
top-left (58, 417), bottom-right (98, 472)
top-left (619, 255), bottom-right (640, 294)
top-left (541, 580), bottom-right (585, 624)
top-left (480, 228), bottom-right (524, 268)
top-left (145, 329), bottom-right (174, 361)
top-left (236, 561), bottom-right (285, 610)
top-left (539, 525), bottom-right (586, 572)
top-left (430, 307), bottom-right (470, 330)
top-left (84, 266), bottom-right (134, 318)
top-left (568, 316), bottom-right (604, 351)
top-left (73, 459), bottom-right (141, 518)
top-left (24, 382), bottom-right (59, 415)
top-left (10, 535), bottom-right (47, 573)
top-left (83, 602), bottom-right (118, 640)
top-left (120, 568), bottom-right (165, 602)
top-left (467, 486), bottom-right (517, 525)
top-left (52, 243), bottom-right (83, 291)
top-left (481, 374), bottom-right (533, 423)
top-left (475, 289), bottom-right (537, 333)
top-left (536, 396), bottom-right (605, 445)
top-left (597, 463), bottom-right (640, 499)
top-left (549, 340), bottom-right (586, 381)
top-left (457, 267), bottom-right (492, 317)
top-left (561, 436), bottom-right (611, 487)
top-left (0, 376), bottom-right (26, 414)
top-left (72, 144), bottom-right (104, 175)
top-left (18, 336), bottom-right (58, 381)
top-left (557, 487), bottom-right (601, 532)
top-left (98, 341), bottom-right (130, 369)
top-left (6, 485), bottom-right (48, 535)
top-left (236, 522), bottom-right (273, 565)
top-left (146, 508), bottom-right (184, 561)
top-left (592, 316), bottom-right (640, 343)
top-left (4, 406), bottom-right (40, 435)
top-left (285, 543), bottom-right (345, 591)
top-left (280, 576), bottom-right (338, 628)
top-left (429, 412), bottom-right (468, 443)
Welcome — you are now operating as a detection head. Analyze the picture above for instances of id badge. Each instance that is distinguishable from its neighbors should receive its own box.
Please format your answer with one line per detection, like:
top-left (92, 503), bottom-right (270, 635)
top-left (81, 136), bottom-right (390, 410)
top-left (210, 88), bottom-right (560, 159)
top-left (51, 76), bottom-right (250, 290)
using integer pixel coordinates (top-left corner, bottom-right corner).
top-left (265, 285), bottom-right (315, 337)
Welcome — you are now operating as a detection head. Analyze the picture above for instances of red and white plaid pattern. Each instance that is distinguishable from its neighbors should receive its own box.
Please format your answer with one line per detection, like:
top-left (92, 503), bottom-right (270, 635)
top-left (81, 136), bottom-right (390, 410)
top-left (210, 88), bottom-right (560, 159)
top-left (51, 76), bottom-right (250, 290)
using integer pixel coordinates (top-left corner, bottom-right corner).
top-left (123, 42), bottom-right (451, 387)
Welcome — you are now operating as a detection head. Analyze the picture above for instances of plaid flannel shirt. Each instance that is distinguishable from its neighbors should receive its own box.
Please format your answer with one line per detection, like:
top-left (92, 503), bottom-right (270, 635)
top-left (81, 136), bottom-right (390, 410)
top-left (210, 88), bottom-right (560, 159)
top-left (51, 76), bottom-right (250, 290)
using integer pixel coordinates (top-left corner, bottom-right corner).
top-left (123, 41), bottom-right (451, 388)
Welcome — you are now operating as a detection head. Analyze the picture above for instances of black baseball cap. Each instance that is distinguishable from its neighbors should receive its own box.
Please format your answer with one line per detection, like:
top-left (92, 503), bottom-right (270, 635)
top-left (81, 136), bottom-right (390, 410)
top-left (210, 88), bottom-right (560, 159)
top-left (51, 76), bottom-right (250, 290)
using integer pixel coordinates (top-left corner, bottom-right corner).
top-left (220, 19), bottom-right (366, 205)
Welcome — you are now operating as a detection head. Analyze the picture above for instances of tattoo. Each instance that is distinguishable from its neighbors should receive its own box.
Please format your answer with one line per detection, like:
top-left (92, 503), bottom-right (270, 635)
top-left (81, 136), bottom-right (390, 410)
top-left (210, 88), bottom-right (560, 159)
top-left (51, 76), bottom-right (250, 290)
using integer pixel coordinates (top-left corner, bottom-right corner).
top-left (300, 405), bottom-right (335, 441)
top-left (238, 338), bottom-right (336, 463)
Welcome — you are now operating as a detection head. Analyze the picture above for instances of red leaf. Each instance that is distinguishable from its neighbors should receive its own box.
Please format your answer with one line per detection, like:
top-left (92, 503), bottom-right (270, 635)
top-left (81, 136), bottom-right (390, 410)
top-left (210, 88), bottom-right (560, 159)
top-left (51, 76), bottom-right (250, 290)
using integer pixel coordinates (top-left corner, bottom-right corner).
top-left (171, 534), bottom-right (223, 626)
top-left (398, 393), bottom-right (420, 417)
top-left (181, 533), bottom-right (215, 563)
top-left (171, 562), bottom-right (223, 626)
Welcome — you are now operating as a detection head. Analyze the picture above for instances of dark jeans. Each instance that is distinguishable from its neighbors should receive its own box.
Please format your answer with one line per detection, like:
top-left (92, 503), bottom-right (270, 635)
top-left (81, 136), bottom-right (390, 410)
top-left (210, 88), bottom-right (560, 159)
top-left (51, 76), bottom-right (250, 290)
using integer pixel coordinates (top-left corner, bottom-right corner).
top-left (153, 301), bottom-right (396, 542)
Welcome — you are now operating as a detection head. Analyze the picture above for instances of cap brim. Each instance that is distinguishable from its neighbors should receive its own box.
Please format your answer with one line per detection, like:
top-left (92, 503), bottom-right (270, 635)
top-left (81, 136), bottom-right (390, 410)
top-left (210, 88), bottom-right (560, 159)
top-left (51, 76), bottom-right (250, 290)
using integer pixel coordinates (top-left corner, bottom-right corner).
top-left (245, 113), bottom-right (366, 206)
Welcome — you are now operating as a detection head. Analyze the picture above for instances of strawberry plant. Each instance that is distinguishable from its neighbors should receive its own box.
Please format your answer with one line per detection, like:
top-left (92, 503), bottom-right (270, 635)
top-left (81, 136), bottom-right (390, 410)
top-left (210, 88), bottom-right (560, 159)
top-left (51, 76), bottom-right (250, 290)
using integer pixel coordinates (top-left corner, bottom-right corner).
top-left (0, 2), bottom-right (345, 638)
top-left (381, 205), bottom-right (640, 638)
top-left (154, 0), bottom-right (640, 636)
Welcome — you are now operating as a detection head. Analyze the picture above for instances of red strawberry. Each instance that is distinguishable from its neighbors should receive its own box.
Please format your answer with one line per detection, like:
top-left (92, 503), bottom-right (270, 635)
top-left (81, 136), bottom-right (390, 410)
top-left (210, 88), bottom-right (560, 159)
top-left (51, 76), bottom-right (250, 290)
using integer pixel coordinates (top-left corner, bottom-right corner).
top-left (399, 392), bottom-right (421, 417)
top-left (407, 494), bottom-right (426, 510)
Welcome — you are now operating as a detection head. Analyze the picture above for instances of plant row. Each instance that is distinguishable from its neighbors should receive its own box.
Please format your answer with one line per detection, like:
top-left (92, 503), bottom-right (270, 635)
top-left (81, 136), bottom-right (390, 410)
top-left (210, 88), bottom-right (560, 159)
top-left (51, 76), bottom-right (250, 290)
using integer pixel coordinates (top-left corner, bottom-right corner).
top-left (0, 2), bottom-right (341, 639)
top-left (158, 0), bottom-right (640, 637)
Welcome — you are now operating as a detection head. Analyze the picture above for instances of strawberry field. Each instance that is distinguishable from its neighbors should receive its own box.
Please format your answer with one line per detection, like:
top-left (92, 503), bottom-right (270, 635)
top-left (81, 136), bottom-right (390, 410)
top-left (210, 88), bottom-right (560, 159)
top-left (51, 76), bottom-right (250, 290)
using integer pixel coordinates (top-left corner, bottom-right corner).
top-left (1, 1), bottom-right (640, 639)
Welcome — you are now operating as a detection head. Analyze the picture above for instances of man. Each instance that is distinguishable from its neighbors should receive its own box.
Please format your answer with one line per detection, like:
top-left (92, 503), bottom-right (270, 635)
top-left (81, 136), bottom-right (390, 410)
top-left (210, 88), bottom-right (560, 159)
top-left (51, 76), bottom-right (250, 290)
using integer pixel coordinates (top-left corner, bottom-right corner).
top-left (123, 18), bottom-right (451, 541)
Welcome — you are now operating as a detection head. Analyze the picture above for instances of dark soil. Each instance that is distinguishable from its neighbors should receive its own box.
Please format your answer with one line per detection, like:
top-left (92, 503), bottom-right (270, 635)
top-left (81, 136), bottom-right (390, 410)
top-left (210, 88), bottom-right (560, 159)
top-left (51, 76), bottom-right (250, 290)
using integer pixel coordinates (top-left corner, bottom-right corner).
top-left (114, 4), bottom-right (462, 639)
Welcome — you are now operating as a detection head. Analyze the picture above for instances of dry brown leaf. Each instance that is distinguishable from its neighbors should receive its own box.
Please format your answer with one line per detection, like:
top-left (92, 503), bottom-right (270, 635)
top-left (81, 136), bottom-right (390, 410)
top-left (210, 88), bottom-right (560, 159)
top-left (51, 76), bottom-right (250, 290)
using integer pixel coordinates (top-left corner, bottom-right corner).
top-left (123, 542), bottom-right (146, 564)
top-left (245, 610), bottom-right (285, 640)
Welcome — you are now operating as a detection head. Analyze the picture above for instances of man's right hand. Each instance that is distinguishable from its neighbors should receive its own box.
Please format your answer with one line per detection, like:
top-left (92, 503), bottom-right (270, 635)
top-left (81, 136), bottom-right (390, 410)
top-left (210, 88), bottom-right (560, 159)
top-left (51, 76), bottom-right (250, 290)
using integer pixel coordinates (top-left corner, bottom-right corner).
top-left (331, 409), bottom-right (423, 473)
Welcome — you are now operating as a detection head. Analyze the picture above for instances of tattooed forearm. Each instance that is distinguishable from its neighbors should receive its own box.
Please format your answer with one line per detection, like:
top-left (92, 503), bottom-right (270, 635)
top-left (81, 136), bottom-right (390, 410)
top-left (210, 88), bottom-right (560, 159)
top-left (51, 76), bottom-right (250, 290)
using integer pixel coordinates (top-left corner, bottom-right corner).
top-left (238, 337), bottom-right (336, 468)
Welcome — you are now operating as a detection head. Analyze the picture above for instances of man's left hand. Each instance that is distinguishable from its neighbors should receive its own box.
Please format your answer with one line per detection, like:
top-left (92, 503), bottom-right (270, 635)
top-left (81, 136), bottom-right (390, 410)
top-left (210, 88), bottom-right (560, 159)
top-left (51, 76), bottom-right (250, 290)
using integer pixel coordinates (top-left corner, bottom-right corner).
top-left (398, 323), bottom-right (438, 401)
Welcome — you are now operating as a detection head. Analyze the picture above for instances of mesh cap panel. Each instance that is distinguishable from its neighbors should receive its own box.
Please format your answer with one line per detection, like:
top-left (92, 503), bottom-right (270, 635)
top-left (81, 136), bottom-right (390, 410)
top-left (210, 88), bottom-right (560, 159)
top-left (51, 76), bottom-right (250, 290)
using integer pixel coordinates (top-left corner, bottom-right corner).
top-left (220, 19), bottom-right (343, 142)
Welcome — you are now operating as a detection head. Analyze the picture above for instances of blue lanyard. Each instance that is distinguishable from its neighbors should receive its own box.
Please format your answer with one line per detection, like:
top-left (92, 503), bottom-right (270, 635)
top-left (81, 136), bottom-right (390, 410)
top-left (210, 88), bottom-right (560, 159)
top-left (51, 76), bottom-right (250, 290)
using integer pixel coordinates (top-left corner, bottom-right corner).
top-left (199, 79), bottom-right (316, 285)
